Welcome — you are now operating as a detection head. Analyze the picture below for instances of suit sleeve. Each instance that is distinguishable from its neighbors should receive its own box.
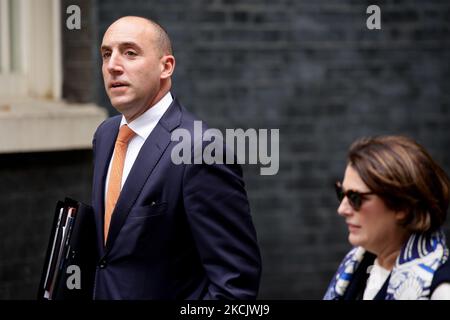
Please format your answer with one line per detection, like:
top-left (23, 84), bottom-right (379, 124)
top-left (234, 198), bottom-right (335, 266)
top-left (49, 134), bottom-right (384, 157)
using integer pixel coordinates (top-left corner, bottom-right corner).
top-left (91, 120), bottom-right (106, 207)
top-left (182, 156), bottom-right (262, 299)
top-left (91, 120), bottom-right (105, 164)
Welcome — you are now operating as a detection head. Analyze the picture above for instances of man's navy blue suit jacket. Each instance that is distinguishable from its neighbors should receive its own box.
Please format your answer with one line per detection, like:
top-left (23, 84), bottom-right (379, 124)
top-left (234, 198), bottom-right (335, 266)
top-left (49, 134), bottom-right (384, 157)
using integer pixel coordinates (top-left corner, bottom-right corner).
top-left (91, 98), bottom-right (262, 299)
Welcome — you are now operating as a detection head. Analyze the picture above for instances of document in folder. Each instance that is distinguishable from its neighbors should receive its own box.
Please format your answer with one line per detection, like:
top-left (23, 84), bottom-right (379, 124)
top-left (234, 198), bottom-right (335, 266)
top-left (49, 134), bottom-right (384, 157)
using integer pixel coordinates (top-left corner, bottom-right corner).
top-left (38, 198), bottom-right (97, 300)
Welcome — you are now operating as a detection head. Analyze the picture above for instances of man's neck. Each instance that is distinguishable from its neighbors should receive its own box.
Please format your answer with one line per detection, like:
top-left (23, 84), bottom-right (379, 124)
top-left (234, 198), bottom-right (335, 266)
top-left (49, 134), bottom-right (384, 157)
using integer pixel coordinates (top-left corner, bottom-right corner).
top-left (124, 89), bottom-right (170, 123)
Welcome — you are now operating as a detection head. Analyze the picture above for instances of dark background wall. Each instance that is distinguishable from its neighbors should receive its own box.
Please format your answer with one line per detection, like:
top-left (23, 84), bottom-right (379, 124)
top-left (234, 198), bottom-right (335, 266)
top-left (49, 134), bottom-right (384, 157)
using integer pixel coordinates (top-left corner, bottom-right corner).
top-left (0, 0), bottom-right (449, 299)
top-left (0, 151), bottom-right (92, 299)
top-left (62, 0), bottom-right (97, 103)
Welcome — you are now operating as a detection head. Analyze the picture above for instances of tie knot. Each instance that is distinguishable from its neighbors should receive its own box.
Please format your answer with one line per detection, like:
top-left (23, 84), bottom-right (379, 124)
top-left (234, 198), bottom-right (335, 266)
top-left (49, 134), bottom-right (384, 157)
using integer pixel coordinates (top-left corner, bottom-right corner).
top-left (117, 124), bottom-right (136, 144)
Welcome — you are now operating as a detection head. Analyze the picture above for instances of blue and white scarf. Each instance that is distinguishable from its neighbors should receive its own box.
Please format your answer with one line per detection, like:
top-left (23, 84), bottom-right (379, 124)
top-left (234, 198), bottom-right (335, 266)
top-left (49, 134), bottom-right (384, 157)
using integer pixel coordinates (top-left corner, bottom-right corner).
top-left (324, 229), bottom-right (449, 300)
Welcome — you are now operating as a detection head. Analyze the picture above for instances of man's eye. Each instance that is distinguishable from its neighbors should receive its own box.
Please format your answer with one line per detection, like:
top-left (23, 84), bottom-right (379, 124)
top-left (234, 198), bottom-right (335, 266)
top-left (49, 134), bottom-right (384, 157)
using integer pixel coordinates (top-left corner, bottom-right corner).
top-left (125, 51), bottom-right (137, 56)
top-left (102, 52), bottom-right (111, 59)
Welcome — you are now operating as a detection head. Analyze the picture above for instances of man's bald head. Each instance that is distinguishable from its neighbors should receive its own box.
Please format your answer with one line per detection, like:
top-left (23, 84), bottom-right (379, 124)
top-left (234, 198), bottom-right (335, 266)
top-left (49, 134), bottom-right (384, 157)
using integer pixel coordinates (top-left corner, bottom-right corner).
top-left (107, 16), bottom-right (173, 56)
top-left (101, 16), bottom-right (176, 122)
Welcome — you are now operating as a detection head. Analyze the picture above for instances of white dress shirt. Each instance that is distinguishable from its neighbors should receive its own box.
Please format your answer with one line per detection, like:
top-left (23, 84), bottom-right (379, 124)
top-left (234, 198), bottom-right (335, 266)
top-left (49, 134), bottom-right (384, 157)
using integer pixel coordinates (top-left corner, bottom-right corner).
top-left (104, 92), bottom-right (173, 204)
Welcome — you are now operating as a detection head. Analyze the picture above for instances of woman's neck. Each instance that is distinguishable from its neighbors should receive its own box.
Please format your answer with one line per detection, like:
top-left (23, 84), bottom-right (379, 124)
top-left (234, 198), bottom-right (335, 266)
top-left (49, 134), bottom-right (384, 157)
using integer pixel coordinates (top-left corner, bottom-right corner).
top-left (376, 248), bottom-right (401, 270)
top-left (374, 232), bottom-right (411, 270)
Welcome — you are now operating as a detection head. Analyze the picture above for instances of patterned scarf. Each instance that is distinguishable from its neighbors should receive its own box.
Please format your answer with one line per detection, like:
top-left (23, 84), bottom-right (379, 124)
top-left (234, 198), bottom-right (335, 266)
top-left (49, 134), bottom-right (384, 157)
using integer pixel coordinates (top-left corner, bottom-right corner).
top-left (324, 229), bottom-right (449, 300)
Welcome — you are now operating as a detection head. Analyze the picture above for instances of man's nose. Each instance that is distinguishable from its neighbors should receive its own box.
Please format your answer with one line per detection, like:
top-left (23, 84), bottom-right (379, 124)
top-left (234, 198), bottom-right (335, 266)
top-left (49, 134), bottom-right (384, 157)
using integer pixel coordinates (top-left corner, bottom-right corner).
top-left (106, 52), bottom-right (124, 74)
top-left (337, 196), bottom-right (353, 217)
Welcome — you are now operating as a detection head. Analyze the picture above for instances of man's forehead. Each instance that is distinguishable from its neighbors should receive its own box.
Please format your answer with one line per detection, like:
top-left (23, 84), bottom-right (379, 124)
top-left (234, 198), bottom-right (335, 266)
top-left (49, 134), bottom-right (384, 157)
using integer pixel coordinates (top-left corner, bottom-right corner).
top-left (102, 19), bottom-right (154, 46)
top-left (111, 16), bottom-right (152, 28)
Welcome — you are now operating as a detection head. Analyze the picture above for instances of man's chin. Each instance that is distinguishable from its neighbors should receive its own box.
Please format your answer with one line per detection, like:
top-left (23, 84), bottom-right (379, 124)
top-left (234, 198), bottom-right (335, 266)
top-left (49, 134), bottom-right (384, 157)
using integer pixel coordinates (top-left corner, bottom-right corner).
top-left (110, 97), bottom-right (133, 112)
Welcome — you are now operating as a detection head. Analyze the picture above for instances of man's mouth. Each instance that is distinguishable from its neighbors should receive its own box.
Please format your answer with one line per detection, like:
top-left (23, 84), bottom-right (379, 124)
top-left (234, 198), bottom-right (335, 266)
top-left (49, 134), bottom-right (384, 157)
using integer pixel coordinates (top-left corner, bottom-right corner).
top-left (110, 82), bottom-right (129, 89)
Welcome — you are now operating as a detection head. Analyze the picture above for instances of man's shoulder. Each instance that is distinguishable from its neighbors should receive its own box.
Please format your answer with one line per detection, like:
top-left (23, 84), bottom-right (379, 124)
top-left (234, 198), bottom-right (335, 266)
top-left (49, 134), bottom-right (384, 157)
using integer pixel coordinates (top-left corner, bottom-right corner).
top-left (99, 114), bottom-right (121, 129)
top-left (95, 114), bottom-right (121, 135)
top-left (169, 98), bottom-right (208, 132)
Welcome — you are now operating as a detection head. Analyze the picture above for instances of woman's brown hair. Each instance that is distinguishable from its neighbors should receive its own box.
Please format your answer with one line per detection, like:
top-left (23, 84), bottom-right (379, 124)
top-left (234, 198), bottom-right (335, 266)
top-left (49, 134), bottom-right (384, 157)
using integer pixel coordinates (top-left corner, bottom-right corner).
top-left (348, 135), bottom-right (450, 233)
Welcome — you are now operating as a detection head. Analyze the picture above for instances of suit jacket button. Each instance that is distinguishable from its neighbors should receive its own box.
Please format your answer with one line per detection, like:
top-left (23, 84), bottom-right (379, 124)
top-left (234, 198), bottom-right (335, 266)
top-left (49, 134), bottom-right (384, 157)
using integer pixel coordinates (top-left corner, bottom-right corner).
top-left (98, 260), bottom-right (107, 269)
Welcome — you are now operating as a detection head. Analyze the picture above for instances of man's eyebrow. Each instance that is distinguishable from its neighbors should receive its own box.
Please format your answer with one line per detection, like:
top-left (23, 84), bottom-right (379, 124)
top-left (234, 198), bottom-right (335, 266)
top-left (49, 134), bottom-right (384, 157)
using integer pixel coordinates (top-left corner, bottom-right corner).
top-left (100, 42), bottom-right (142, 52)
top-left (119, 42), bottom-right (144, 53)
top-left (120, 42), bottom-right (141, 49)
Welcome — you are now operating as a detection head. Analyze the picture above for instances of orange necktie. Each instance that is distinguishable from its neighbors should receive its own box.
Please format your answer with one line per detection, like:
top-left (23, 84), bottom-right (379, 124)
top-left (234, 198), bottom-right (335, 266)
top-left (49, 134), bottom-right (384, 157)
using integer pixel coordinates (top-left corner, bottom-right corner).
top-left (104, 124), bottom-right (136, 244)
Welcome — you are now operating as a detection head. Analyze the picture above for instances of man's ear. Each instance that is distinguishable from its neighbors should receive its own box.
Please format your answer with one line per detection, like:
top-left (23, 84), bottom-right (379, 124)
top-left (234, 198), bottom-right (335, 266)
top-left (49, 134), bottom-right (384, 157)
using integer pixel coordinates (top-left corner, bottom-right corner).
top-left (160, 55), bottom-right (175, 79)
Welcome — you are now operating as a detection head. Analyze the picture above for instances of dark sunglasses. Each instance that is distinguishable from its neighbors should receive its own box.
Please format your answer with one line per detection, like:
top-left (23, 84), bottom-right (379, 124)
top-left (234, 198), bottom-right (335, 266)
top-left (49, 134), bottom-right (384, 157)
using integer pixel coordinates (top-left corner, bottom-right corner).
top-left (334, 181), bottom-right (375, 211)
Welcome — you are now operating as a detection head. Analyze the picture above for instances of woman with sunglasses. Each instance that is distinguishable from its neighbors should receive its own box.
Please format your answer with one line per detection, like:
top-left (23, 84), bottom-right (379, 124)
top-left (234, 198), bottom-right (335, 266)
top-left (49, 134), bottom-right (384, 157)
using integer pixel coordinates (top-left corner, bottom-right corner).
top-left (324, 135), bottom-right (450, 300)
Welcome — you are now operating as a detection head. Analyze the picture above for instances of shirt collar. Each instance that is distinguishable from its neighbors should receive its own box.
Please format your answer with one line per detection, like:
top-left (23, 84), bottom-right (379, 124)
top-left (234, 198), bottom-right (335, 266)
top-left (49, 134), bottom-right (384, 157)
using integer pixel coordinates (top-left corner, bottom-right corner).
top-left (119, 92), bottom-right (173, 140)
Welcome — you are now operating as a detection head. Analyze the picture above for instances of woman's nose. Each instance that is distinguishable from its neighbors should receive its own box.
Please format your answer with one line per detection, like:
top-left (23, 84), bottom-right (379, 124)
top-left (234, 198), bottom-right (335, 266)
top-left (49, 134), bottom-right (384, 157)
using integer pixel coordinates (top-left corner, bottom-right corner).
top-left (337, 196), bottom-right (353, 217)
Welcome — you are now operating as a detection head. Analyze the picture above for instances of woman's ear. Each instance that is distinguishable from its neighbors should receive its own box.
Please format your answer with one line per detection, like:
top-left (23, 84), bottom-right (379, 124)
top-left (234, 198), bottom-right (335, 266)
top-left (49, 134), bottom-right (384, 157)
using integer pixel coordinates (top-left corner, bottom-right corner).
top-left (394, 210), bottom-right (408, 223)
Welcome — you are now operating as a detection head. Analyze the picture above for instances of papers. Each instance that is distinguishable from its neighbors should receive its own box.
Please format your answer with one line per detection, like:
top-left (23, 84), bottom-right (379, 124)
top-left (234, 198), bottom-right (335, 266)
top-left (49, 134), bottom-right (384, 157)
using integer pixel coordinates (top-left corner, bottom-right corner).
top-left (39, 198), bottom-right (96, 300)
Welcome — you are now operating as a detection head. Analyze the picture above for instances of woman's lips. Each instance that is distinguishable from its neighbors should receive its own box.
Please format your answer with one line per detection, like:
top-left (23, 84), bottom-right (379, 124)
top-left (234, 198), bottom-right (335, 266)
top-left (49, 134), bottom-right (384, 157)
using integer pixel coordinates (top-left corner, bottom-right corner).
top-left (347, 223), bottom-right (361, 232)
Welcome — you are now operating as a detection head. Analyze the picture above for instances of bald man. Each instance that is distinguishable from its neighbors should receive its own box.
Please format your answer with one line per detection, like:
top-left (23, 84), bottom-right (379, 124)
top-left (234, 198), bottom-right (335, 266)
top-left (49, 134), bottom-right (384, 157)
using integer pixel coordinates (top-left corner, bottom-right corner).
top-left (91, 16), bottom-right (261, 299)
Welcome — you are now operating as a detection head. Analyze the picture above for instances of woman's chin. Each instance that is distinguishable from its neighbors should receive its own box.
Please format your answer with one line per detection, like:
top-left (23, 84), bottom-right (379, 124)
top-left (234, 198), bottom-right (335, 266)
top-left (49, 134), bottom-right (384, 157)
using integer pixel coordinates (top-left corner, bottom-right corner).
top-left (348, 234), bottom-right (363, 247)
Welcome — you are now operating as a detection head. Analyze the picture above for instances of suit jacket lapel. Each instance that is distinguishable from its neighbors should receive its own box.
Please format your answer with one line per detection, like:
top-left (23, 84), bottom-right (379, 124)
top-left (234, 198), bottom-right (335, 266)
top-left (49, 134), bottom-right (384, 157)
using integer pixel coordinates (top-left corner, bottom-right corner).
top-left (93, 117), bottom-right (121, 255)
top-left (104, 99), bottom-right (182, 254)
